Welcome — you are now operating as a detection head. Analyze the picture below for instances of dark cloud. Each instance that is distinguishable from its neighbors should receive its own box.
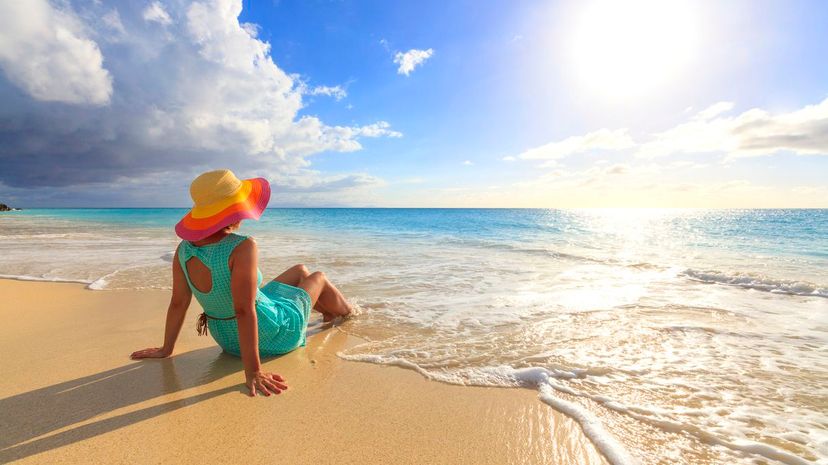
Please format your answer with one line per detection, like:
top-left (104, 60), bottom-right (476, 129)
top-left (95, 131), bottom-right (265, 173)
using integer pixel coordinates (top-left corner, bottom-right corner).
top-left (0, 0), bottom-right (398, 201)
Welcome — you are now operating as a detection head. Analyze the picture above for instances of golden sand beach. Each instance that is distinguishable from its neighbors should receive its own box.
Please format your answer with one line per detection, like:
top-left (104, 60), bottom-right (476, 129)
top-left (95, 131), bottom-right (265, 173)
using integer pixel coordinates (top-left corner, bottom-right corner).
top-left (0, 279), bottom-right (607, 465)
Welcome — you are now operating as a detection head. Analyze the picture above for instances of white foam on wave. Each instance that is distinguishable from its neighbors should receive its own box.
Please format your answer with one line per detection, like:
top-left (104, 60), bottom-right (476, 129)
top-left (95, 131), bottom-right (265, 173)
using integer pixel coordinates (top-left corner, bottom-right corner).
top-left (556, 383), bottom-right (815, 465)
top-left (0, 273), bottom-right (93, 286)
top-left (0, 272), bottom-right (126, 291)
top-left (339, 350), bottom-right (819, 465)
top-left (538, 384), bottom-right (638, 465)
top-left (338, 352), bottom-right (636, 465)
top-left (87, 276), bottom-right (110, 290)
top-left (682, 268), bottom-right (827, 298)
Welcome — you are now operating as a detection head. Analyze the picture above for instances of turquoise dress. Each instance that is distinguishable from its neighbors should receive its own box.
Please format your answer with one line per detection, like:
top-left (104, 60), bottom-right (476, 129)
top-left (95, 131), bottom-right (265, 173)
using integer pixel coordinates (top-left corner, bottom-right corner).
top-left (177, 233), bottom-right (312, 357)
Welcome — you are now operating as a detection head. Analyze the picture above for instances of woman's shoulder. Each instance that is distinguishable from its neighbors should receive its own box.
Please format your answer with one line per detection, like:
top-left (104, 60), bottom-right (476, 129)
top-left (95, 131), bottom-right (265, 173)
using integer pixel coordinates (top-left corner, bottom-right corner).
top-left (229, 234), bottom-right (257, 253)
top-left (230, 232), bottom-right (256, 245)
top-left (227, 235), bottom-right (258, 268)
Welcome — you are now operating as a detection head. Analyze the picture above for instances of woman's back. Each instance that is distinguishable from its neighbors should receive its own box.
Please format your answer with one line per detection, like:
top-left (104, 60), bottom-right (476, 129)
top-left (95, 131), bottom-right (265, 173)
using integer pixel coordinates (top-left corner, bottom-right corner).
top-left (176, 232), bottom-right (311, 357)
top-left (177, 233), bottom-right (261, 318)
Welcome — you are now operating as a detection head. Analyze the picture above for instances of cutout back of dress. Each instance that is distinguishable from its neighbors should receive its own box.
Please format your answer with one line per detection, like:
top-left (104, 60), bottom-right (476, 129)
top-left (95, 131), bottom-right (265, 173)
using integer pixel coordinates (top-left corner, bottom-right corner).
top-left (177, 233), bottom-right (261, 318)
top-left (185, 256), bottom-right (213, 293)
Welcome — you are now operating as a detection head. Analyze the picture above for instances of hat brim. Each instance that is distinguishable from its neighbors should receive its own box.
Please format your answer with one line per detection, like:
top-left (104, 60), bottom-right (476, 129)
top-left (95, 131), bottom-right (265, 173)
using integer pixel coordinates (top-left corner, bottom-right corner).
top-left (175, 177), bottom-right (271, 241)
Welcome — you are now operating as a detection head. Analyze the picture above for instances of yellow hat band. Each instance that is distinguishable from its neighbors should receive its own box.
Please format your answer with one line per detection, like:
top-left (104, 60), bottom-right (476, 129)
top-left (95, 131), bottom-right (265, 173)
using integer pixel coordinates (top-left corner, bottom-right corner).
top-left (190, 180), bottom-right (253, 219)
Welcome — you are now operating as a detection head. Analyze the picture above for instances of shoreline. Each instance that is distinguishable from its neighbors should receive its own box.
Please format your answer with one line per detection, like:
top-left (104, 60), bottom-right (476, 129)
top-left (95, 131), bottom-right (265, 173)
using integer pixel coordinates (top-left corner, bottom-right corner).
top-left (0, 279), bottom-right (608, 464)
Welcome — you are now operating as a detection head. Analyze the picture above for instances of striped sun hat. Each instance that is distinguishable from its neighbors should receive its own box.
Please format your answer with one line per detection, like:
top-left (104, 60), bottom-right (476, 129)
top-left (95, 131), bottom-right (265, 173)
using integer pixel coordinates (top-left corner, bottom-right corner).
top-left (175, 169), bottom-right (271, 241)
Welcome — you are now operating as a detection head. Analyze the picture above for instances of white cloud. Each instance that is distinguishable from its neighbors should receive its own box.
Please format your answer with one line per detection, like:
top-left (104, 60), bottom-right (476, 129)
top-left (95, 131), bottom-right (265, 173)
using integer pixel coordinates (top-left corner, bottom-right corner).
top-left (0, 0), bottom-right (400, 193)
top-left (0, 0), bottom-right (113, 105)
top-left (514, 98), bottom-right (828, 163)
top-left (379, 38), bottom-right (390, 52)
top-left (604, 163), bottom-right (629, 175)
top-left (694, 101), bottom-right (734, 120)
top-left (502, 156), bottom-right (516, 161)
top-left (308, 85), bottom-right (347, 101)
top-left (518, 129), bottom-right (635, 160)
top-left (636, 114), bottom-right (737, 158)
top-left (269, 170), bottom-right (385, 192)
top-left (394, 48), bottom-right (434, 76)
top-left (143, 1), bottom-right (172, 25)
top-left (352, 121), bottom-right (402, 138)
top-left (291, 76), bottom-right (348, 101)
top-left (240, 22), bottom-right (259, 37)
top-left (638, 97), bottom-right (828, 158)
top-left (102, 8), bottom-right (126, 36)
top-left (463, 160), bottom-right (473, 166)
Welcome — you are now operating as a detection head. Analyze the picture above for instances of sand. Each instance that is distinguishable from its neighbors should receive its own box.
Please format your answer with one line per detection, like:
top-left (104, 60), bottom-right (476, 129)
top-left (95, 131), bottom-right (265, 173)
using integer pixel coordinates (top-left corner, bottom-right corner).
top-left (0, 279), bottom-right (608, 465)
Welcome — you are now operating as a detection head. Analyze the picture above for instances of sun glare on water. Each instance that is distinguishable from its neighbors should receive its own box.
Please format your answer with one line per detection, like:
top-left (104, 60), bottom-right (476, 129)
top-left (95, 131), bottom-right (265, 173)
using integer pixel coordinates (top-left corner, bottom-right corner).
top-left (569, 0), bottom-right (699, 99)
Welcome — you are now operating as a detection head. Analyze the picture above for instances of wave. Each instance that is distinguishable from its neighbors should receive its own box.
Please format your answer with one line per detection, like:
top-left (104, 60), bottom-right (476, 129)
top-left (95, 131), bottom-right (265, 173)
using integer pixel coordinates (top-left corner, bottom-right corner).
top-left (338, 351), bottom-right (814, 465)
top-left (0, 273), bottom-right (92, 286)
top-left (337, 352), bottom-right (634, 465)
top-left (681, 269), bottom-right (827, 298)
top-left (441, 236), bottom-right (634, 267)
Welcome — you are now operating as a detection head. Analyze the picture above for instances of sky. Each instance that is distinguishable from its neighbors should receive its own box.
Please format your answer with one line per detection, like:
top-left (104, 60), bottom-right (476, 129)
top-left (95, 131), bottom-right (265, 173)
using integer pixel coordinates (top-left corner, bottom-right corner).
top-left (0, 0), bottom-right (826, 208)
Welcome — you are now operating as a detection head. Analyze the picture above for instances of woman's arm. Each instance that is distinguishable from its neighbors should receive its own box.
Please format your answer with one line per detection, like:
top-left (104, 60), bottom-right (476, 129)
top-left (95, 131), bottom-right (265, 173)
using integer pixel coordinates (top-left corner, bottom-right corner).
top-left (231, 238), bottom-right (287, 396)
top-left (130, 246), bottom-right (192, 359)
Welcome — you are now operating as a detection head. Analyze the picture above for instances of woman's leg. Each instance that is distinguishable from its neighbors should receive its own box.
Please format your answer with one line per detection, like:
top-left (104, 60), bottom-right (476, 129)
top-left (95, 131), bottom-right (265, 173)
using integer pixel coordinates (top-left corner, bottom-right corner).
top-left (297, 271), bottom-right (351, 321)
top-left (271, 264), bottom-right (309, 287)
top-left (271, 264), bottom-right (336, 317)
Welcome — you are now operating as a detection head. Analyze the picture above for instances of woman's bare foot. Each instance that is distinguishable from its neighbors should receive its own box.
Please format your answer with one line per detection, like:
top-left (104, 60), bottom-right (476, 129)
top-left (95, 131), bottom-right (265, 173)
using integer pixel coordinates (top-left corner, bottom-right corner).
top-left (322, 302), bottom-right (352, 322)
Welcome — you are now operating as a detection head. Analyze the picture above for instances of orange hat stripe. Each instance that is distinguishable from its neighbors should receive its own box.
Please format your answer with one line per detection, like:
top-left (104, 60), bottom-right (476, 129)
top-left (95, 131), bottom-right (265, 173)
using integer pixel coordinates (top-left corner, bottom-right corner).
top-left (190, 180), bottom-right (254, 219)
top-left (181, 181), bottom-right (263, 229)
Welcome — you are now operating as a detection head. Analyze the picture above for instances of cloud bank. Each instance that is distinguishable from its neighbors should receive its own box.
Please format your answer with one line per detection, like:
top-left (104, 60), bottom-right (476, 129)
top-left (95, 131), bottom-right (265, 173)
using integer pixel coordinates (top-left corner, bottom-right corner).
top-left (516, 98), bottom-right (828, 162)
top-left (0, 0), bottom-right (398, 200)
top-left (639, 99), bottom-right (828, 158)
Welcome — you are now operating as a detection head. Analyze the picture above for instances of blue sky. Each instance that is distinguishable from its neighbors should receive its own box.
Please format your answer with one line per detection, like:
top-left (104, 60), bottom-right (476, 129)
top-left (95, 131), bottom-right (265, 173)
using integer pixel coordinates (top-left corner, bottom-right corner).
top-left (0, 0), bottom-right (826, 207)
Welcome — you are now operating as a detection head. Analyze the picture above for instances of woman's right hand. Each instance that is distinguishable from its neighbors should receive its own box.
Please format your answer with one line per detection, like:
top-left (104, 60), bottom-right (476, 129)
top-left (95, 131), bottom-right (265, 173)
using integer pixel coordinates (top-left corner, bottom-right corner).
top-left (245, 371), bottom-right (288, 397)
top-left (130, 347), bottom-right (171, 359)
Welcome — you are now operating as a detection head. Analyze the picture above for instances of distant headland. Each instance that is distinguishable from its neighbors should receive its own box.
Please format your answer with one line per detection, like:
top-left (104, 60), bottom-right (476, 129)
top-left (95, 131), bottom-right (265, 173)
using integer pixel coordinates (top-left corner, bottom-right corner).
top-left (0, 203), bottom-right (20, 212)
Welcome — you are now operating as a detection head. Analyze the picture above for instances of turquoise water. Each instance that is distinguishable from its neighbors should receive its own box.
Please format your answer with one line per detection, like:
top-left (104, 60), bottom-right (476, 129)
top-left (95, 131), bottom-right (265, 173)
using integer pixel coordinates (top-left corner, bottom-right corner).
top-left (15, 207), bottom-right (828, 258)
top-left (1, 208), bottom-right (827, 465)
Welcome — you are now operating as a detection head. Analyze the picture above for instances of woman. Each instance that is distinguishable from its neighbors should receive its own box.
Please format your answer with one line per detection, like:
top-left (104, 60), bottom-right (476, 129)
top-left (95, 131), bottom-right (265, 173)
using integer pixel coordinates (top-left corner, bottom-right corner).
top-left (130, 169), bottom-right (352, 397)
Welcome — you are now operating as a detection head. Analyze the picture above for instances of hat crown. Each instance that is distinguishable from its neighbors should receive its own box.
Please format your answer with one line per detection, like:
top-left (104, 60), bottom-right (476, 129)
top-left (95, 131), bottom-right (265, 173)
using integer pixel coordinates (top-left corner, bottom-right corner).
top-left (190, 169), bottom-right (243, 206)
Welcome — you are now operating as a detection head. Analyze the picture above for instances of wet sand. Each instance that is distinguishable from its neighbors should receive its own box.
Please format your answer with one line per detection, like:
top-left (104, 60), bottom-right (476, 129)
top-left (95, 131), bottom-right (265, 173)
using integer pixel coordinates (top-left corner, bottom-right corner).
top-left (0, 279), bottom-right (607, 464)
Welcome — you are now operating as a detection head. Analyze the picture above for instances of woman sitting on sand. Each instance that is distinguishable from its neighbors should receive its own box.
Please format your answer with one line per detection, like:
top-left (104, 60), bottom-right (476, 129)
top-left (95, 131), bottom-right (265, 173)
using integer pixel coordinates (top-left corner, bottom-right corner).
top-left (130, 169), bottom-right (352, 396)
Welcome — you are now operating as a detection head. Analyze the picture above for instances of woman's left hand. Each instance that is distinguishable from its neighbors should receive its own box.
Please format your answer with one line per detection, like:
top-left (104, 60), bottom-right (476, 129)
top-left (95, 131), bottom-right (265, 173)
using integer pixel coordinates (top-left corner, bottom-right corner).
top-left (130, 347), bottom-right (171, 359)
top-left (245, 371), bottom-right (288, 397)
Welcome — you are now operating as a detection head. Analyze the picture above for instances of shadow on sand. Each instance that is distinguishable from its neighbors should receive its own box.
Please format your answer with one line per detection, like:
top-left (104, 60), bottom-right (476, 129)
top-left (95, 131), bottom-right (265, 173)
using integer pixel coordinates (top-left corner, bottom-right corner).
top-left (0, 346), bottom-right (268, 462)
top-left (0, 316), bottom-right (341, 462)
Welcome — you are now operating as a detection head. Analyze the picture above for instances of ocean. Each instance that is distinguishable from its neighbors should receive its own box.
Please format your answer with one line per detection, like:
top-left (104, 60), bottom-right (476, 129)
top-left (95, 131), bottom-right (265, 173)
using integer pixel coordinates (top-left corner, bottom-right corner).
top-left (1, 208), bottom-right (826, 465)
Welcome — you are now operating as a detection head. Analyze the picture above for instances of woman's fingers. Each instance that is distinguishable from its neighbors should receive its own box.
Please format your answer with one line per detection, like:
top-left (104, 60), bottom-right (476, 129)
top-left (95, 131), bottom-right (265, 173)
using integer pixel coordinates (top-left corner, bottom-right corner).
top-left (245, 373), bottom-right (287, 397)
top-left (262, 379), bottom-right (282, 395)
top-left (130, 347), bottom-right (165, 359)
top-left (267, 373), bottom-right (287, 390)
top-left (265, 373), bottom-right (287, 391)
top-left (130, 349), bottom-right (150, 359)
top-left (256, 379), bottom-right (273, 396)
top-left (261, 378), bottom-right (278, 395)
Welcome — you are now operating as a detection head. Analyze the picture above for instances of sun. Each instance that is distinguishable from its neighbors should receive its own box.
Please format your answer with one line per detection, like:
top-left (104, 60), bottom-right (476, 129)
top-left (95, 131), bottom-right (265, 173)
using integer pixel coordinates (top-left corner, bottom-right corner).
top-left (569, 0), bottom-right (699, 99)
